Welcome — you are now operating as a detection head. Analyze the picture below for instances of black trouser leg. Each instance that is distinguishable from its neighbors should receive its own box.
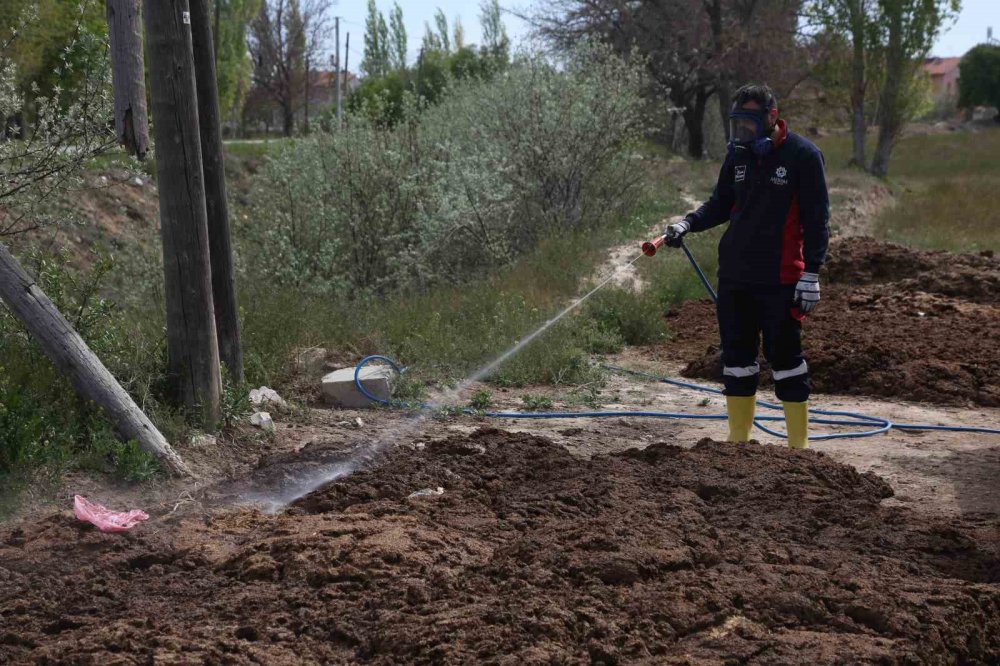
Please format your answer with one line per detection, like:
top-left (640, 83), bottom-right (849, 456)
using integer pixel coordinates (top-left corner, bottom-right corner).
top-left (758, 284), bottom-right (810, 403)
top-left (716, 285), bottom-right (761, 397)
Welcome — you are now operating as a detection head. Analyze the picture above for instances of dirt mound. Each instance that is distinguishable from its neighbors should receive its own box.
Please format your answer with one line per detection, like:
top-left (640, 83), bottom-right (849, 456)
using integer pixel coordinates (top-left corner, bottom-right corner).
top-left (1, 428), bottom-right (998, 663)
top-left (825, 237), bottom-right (999, 303)
top-left (666, 238), bottom-right (1000, 406)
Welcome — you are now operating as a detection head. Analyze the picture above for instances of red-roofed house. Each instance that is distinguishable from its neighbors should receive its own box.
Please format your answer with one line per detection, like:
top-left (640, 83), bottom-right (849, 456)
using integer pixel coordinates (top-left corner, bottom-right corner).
top-left (922, 56), bottom-right (961, 97)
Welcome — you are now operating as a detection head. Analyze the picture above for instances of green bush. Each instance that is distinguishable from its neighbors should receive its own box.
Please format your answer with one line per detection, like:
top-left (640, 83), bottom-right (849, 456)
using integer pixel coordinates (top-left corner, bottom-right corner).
top-left (584, 287), bottom-right (668, 346)
top-left (0, 252), bottom-right (163, 480)
top-left (243, 44), bottom-right (648, 298)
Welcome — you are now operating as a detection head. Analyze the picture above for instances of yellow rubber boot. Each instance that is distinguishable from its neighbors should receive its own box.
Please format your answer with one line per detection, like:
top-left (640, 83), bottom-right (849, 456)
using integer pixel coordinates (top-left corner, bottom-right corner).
top-left (726, 395), bottom-right (756, 442)
top-left (783, 401), bottom-right (809, 449)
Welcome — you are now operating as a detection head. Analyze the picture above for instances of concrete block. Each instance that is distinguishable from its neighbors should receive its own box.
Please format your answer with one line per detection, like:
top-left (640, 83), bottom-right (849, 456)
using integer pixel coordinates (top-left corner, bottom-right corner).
top-left (322, 365), bottom-right (395, 408)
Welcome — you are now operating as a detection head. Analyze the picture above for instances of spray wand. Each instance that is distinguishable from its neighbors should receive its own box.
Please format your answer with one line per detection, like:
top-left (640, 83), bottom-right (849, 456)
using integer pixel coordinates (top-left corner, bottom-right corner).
top-left (641, 235), bottom-right (718, 302)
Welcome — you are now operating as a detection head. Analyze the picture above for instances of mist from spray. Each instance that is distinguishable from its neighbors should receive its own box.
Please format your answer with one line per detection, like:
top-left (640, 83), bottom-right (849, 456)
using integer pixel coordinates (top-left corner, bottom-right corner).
top-left (247, 252), bottom-right (645, 512)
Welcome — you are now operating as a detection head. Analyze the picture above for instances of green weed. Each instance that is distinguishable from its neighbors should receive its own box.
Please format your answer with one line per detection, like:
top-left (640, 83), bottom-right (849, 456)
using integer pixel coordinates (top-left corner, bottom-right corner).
top-left (521, 394), bottom-right (555, 411)
top-left (469, 390), bottom-right (493, 410)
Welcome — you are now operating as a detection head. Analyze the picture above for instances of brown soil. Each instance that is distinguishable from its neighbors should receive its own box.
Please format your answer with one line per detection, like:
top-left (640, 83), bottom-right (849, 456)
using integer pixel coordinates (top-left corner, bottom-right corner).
top-left (663, 238), bottom-right (1000, 406)
top-left (1, 428), bottom-right (998, 664)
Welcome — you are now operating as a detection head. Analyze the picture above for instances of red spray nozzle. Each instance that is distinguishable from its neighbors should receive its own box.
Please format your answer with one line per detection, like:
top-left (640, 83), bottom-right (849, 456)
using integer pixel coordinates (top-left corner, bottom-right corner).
top-left (642, 235), bottom-right (665, 257)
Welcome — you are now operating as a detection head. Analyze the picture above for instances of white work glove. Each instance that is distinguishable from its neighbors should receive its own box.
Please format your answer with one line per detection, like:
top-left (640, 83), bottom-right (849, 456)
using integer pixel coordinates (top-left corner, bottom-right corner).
top-left (663, 219), bottom-right (691, 248)
top-left (794, 272), bottom-right (821, 313)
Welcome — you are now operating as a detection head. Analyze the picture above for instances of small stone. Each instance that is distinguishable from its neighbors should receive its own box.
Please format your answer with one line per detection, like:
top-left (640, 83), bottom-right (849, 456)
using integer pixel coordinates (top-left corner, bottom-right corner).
top-left (408, 487), bottom-right (444, 499)
top-left (132, 176), bottom-right (144, 187)
top-left (250, 412), bottom-right (275, 432)
top-left (295, 347), bottom-right (329, 377)
top-left (249, 386), bottom-right (285, 408)
top-left (354, 417), bottom-right (364, 428)
top-left (190, 433), bottom-right (216, 448)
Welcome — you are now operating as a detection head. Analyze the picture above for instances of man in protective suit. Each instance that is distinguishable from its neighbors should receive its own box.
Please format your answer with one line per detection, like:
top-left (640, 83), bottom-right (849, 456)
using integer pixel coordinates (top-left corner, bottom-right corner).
top-left (665, 83), bottom-right (830, 448)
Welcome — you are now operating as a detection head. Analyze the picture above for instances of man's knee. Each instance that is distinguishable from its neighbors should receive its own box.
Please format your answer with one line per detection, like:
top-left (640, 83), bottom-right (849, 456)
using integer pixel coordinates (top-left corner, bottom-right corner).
top-left (723, 361), bottom-right (760, 397)
top-left (772, 360), bottom-right (809, 402)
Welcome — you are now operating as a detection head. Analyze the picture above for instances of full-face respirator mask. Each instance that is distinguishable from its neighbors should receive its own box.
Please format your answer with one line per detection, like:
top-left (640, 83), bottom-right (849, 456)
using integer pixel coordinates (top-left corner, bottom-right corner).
top-left (727, 105), bottom-right (776, 157)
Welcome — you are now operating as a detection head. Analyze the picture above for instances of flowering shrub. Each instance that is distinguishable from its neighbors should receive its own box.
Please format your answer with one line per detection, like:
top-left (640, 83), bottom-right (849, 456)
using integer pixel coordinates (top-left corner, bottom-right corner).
top-left (243, 45), bottom-right (649, 296)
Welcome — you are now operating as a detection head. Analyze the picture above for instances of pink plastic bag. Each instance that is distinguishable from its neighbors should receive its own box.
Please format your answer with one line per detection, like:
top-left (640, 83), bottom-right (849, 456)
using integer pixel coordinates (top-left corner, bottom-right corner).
top-left (73, 495), bottom-right (149, 533)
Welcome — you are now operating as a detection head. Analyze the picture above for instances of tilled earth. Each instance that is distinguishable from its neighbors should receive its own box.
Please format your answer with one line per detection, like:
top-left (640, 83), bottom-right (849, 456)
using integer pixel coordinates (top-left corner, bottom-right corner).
top-left (1, 428), bottom-right (998, 664)
top-left (663, 238), bottom-right (1000, 406)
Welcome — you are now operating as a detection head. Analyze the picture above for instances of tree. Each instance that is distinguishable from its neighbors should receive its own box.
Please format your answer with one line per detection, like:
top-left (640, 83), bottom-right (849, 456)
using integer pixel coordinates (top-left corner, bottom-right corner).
top-left (0, 0), bottom-right (107, 103)
top-left (805, 0), bottom-right (881, 166)
top-left (958, 44), bottom-right (1000, 111)
top-left (434, 8), bottom-right (450, 54)
top-left (869, 0), bottom-right (959, 177)
top-left (534, 0), bottom-right (714, 157)
top-left (214, 0), bottom-right (261, 123)
top-left (389, 2), bottom-right (407, 70)
top-left (248, 0), bottom-right (331, 136)
top-left (362, 0), bottom-right (389, 77)
top-left (480, 0), bottom-right (510, 62)
top-left (453, 17), bottom-right (465, 51)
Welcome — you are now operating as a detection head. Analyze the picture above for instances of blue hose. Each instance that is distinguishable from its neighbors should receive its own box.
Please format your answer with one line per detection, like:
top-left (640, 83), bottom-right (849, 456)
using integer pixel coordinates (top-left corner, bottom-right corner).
top-left (349, 234), bottom-right (997, 441)
top-left (353, 355), bottom-right (999, 440)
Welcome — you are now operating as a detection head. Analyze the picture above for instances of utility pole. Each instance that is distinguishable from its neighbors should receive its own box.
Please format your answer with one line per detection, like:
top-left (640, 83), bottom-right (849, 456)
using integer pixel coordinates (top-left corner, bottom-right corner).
top-left (189, 0), bottom-right (244, 385)
top-left (213, 0), bottom-right (220, 64)
top-left (142, 0), bottom-right (222, 427)
top-left (335, 16), bottom-right (342, 125)
top-left (343, 32), bottom-right (350, 113)
top-left (305, 54), bottom-right (311, 134)
top-left (105, 0), bottom-right (149, 159)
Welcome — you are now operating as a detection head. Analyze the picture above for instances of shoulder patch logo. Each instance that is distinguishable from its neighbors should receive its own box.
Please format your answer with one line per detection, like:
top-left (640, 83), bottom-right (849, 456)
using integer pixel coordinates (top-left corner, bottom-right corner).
top-left (770, 165), bottom-right (788, 186)
top-left (735, 165), bottom-right (746, 183)
top-left (775, 166), bottom-right (787, 178)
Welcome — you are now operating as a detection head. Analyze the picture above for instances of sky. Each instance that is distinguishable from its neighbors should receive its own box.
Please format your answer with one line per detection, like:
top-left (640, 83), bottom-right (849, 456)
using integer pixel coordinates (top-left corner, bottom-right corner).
top-left (931, 0), bottom-right (999, 57)
top-left (330, 0), bottom-right (995, 70)
top-left (329, 1), bottom-right (530, 68)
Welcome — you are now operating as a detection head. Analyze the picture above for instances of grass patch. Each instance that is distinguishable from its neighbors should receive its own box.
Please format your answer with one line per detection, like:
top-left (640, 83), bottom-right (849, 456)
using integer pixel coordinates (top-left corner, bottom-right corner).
top-left (818, 126), bottom-right (1000, 252)
top-left (240, 182), bottom-right (688, 391)
top-left (874, 176), bottom-right (1000, 252)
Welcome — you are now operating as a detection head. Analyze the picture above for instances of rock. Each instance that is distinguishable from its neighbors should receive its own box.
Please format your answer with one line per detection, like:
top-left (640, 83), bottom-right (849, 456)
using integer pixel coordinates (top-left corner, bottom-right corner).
top-left (132, 176), bottom-right (144, 187)
top-left (250, 412), bottom-right (275, 432)
top-left (321, 365), bottom-right (395, 409)
top-left (249, 386), bottom-right (285, 408)
top-left (408, 487), bottom-right (445, 499)
top-left (354, 417), bottom-right (364, 428)
top-left (190, 434), bottom-right (217, 448)
top-left (295, 347), bottom-right (329, 377)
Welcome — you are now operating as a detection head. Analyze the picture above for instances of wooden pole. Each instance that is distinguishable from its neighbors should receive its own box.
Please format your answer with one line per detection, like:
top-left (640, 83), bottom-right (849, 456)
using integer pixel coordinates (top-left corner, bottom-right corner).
top-left (142, 0), bottom-right (222, 426)
top-left (0, 242), bottom-right (192, 477)
top-left (189, 0), bottom-right (244, 385)
top-left (105, 0), bottom-right (150, 159)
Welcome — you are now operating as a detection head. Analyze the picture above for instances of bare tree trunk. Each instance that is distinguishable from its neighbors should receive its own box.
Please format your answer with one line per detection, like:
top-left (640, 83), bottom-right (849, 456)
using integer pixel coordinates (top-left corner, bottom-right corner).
top-left (870, 5), bottom-right (904, 178)
top-left (704, 0), bottom-right (731, 142)
top-left (282, 100), bottom-right (294, 136)
top-left (0, 242), bottom-right (192, 477)
top-left (105, 0), bottom-right (150, 159)
top-left (680, 86), bottom-right (710, 158)
top-left (189, 0), bottom-right (244, 385)
top-left (143, 0), bottom-right (222, 426)
top-left (849, 0), bottom-right (868, 168)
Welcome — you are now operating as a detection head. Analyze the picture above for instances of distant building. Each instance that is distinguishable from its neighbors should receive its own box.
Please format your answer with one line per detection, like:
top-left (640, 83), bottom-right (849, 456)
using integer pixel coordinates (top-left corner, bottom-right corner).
top-left (922, 56), bottom-right (961, 98)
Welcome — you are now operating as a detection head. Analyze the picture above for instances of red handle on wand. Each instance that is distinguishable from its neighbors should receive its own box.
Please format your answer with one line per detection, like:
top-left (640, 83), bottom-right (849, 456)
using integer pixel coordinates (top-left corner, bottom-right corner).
top-left (641, 236), bottom-right (665, 257)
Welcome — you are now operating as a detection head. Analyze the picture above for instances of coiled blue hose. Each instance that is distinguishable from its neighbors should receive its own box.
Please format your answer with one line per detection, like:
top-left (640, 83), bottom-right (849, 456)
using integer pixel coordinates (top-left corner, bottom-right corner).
top-left (353, 355), bottom-right (999, 440)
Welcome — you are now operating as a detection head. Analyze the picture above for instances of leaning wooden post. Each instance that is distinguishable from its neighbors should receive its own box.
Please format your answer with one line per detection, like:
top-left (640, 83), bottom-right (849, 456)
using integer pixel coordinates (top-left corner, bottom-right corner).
top-left (0, 242), bottom-right (192, 477)
top-left (189, 0), bottom-right (244, 385)
top-left (105, 0), bottom-right (150, 159)
top-left (143, 0), bottom-right (222, 426)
